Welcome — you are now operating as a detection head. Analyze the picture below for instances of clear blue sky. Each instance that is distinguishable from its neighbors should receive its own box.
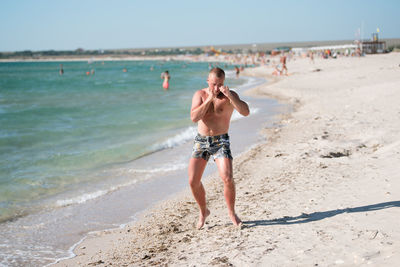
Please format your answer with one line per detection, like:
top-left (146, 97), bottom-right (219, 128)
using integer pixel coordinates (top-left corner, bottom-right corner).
top-left (1, 0), bottom-right (399, 52)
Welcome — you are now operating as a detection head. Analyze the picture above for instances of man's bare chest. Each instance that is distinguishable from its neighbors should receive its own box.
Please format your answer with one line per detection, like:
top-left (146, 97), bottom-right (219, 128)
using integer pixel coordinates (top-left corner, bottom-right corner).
top-left (206, 97), bottom-right (231, 115)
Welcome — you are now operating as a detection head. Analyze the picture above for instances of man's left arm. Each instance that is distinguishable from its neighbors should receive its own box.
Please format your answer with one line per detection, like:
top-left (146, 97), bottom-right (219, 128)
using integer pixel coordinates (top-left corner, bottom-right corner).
top-left (221, 86), bottom-right (250, 116)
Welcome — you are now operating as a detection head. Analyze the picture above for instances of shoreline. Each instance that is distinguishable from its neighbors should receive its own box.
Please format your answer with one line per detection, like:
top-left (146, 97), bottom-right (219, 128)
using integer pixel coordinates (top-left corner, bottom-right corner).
top-left (49, 53), bottom-right (400, 266)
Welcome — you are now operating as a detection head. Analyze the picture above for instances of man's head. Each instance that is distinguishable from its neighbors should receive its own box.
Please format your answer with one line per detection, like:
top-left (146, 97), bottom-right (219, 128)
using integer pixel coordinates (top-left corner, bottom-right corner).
top-left (207, 67), bottom-right (225, 94)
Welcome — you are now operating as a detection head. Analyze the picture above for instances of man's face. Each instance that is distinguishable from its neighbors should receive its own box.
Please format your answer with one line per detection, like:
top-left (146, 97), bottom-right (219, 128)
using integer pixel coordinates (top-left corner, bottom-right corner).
top-left (207, 74), bottom-right (225, 94)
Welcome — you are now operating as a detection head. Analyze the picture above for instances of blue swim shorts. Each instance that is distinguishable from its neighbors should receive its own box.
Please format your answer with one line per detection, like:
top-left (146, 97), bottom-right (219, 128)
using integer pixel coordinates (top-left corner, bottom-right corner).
top-left (191, 133), bottom-right (233, 161)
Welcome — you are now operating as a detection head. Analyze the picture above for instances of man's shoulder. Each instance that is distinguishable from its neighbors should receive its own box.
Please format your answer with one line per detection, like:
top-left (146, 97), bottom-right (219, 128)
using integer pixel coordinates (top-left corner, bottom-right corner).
top-left (192, 88), bottom-right (207, 101)
top-left (194, 88), bottom-right (207, 96)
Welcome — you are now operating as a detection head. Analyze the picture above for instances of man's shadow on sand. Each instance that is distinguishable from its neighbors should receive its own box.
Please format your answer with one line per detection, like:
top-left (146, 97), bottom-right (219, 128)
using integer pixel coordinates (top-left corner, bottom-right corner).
top-left (242, 201), bottom-right (400, 228)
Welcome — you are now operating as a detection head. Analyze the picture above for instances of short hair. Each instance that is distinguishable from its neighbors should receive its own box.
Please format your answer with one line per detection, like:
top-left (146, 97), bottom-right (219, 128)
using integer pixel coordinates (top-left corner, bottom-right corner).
top-left (209, 67), bottom-right (225, 78)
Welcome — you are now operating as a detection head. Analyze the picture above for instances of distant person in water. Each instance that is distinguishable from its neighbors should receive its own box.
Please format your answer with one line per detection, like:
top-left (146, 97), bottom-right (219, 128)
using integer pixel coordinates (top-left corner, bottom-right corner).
top-left (161, 70), bottom-right (170, 90)
top-left (59, 64), bottom-right (64, 75)
top-left (189, 67), bottom-right (249, 229)
top-left (234, 66), bottom-right (240, 78)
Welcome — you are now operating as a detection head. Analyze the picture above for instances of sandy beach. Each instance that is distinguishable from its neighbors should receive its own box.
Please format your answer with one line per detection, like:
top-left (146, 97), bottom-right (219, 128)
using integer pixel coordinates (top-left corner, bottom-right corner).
top-left (54, 52), bottom-right (400, 266)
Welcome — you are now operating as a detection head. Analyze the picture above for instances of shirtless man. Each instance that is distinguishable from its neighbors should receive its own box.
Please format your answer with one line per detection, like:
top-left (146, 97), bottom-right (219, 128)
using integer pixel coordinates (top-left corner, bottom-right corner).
top-left (189, 67), bottom-right (250, 229)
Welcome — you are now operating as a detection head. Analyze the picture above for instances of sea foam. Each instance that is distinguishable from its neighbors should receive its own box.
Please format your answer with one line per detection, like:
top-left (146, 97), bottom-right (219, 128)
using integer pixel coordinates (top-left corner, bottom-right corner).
top-left (152, 126), bottom-right (197, 150)
top-left (55, 180), bottom-right (138, 207)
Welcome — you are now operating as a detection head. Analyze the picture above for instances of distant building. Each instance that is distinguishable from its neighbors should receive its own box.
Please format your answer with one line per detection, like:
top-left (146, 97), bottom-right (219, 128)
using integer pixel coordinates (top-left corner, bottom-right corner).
top-left (362, 41), bottom-right (386, 54)
top-left (362, 33), bottom-right (386, 54)
top-left (308, 44), bottom-right (357, 52)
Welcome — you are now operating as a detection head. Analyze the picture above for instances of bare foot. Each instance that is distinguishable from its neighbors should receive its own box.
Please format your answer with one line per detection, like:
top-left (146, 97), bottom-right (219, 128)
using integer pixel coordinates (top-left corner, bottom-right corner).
top-left (197, 209), bottom-right (210, 230)
top-left (229, 213), bottom-right (242, 226)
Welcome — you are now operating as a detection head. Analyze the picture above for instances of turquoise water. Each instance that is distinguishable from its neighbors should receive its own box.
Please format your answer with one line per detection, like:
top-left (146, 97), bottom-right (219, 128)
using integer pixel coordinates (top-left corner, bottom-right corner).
top-left (0, 60), bottom-right (246, 223)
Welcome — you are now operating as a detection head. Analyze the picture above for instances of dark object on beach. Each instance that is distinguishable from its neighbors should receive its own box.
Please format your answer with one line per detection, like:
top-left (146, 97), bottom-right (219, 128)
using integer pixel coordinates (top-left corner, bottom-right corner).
top-left (321, 150), bottom-right (351, 158)
top-left (88, 259), bottom-right (104, 265)
top-left (312, 68), bottom-right (322, 72)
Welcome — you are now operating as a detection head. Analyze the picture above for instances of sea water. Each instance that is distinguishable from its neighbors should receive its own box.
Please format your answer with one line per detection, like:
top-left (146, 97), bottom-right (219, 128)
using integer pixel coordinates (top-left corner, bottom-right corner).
top-left (0, 60), bottom-right (227, 222)
top-left (0, 60), bottom-right (288, 266)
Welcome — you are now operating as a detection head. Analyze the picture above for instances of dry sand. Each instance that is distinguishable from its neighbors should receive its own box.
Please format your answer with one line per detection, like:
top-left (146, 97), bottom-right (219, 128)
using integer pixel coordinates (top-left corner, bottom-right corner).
top-left (54, 53), bottom-right (400, 266)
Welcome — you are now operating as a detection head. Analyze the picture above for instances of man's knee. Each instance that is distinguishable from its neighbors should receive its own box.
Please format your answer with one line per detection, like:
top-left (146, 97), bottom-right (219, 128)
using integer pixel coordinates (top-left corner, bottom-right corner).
top-left (189, 175), bottom-right (201, 188)
top-left (220, 173), bottom-right (233, 185)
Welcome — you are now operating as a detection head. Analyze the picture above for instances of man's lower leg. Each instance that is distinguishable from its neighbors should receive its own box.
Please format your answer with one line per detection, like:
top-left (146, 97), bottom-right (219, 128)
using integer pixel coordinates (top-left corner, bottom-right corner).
top-left (190, 182), bottom-right (210, 229)
top-left (224, 179), bottom-right (241, 226)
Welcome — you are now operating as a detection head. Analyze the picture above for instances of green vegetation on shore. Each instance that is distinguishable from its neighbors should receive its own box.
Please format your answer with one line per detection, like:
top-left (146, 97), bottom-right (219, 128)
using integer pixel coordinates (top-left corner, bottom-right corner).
top-left (0, 47), bottom-right (205, 59)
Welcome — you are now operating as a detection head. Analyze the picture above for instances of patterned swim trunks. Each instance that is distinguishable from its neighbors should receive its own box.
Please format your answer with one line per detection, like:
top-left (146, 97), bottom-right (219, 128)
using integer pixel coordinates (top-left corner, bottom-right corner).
top-left (191, 133), bottom-right (233, 161)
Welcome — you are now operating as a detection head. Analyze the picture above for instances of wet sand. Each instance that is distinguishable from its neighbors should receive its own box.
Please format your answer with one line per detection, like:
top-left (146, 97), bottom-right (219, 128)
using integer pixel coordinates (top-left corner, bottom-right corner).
top-left (54, 52), bottom-right (400, 266)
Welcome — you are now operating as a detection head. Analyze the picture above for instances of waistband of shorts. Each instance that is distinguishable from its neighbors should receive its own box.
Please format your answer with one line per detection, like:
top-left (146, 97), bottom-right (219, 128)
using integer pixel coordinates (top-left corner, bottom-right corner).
top-left (196, 133), bottom-right (229, 139)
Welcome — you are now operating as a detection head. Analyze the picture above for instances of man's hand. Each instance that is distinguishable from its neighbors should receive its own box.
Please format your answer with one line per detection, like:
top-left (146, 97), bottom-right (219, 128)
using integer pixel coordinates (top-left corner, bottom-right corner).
top-left (219, 85), bottom-right (232, 99)
top-left (207, 86), bottom-right (219, 101)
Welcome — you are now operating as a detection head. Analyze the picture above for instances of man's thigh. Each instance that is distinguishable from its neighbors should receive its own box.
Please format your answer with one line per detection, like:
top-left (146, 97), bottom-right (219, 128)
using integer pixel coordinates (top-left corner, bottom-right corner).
top-left (215, 157), bottom-right (233, 179)
top-left (188, 157), bottom-right (208, 182)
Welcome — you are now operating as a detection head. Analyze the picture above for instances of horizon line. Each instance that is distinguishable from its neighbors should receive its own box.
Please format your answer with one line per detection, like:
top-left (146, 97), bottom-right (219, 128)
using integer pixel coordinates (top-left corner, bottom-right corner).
top-left (2, 37), bottom-right (400, 53)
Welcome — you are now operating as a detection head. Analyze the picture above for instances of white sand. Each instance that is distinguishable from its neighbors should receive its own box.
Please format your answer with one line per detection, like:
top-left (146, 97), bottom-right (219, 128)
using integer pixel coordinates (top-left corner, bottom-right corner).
top-left (54, 53), bottom-right (400, 266)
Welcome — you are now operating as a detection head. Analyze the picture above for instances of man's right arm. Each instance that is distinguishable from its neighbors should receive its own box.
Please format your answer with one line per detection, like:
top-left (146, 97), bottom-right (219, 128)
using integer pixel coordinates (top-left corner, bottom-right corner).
top-left (190, 90), bottom-right (212, 123)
